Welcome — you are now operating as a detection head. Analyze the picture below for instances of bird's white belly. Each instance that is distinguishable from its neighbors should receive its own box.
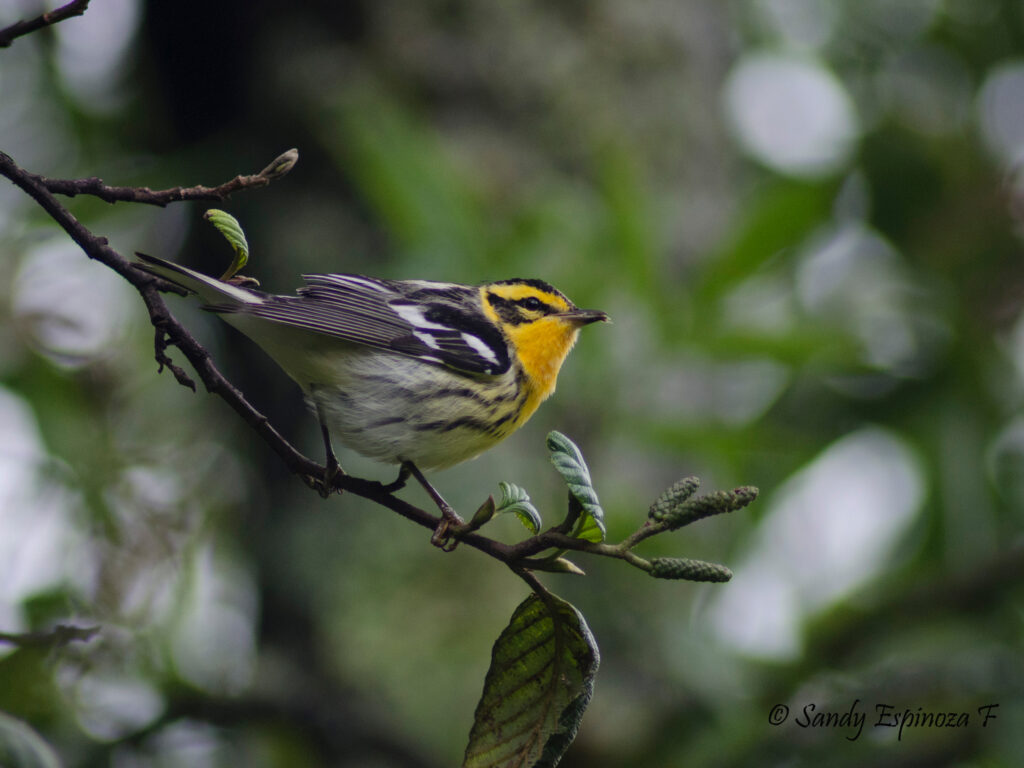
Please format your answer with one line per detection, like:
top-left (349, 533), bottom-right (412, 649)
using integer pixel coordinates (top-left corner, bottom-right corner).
top-left (222, 317), bottom-right (523, 470)
top-left (303, 348), bottom-right (521, 471)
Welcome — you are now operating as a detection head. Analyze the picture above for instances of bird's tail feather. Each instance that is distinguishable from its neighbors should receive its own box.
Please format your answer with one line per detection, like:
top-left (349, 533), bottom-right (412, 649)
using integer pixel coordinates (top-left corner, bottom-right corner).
top-left (134, 252), bottom-right (262, 308)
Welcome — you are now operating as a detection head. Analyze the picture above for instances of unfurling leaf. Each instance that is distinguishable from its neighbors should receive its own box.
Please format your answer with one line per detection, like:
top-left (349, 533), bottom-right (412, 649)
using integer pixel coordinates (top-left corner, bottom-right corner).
top-left (495, 482), bottom-right (542, 534)
top-left (204, 209), bottom-right (250, 281)
top-left (463, 593), bottom-right (599, 768)
top-left (546, 431), bottom-right (605, 543)
top-left (259, 148), bottom-right (299, 179)
top-left (649, 557), bottom-right (733, 583)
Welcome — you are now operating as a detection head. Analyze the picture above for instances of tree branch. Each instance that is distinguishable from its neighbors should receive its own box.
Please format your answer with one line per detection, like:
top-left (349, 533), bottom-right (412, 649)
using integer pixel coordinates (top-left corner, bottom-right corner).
top-left (0, 0), bottom-right (90, 48)
top-left (0, 148), bottom-right (319, 478)
top-left (2, 146), bottom-right (739, 582)
top-left (0, 624), bottom-right (99, 648)
top-left (1, 150), bottom-right (137, 281)
top-left (0, 149), bottom-right (478, 540)
top-left (31, 148), bottom-right (299, 207)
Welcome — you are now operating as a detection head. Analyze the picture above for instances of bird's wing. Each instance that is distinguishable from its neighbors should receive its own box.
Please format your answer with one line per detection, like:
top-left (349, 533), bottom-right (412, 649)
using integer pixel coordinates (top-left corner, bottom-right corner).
top-left (207, 273), bottom-right (512, 376)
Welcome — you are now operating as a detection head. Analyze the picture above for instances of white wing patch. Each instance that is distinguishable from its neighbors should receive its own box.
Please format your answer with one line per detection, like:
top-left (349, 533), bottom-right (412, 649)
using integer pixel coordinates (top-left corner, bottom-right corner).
top-left (414, 331), bottom-right (441, 350)
top-left (392, 303), bottom-right (450, 330)
top-left (460, 331), bottom-right (499, 364)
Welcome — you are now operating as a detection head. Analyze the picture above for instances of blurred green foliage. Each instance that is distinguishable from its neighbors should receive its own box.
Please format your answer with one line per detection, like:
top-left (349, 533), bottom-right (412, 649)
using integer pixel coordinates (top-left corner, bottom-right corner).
top-left (3, 0), bottom-right (1024, 766)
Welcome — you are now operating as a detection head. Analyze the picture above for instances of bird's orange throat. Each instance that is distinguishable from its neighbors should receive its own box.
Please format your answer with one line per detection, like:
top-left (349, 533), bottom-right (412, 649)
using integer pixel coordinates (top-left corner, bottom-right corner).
top-left (505, 317), bottom-right (581, 422)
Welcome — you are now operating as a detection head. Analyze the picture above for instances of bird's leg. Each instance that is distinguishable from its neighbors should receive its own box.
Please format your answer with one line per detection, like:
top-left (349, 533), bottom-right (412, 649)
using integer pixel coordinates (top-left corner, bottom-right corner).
top-left (314, 397), bottom-right (345, 498)
top-left (403, 461), bottom-right (465, 550)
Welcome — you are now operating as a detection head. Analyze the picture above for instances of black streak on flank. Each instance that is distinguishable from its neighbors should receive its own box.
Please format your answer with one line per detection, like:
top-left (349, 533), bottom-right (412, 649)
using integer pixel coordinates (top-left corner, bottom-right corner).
top-left (413, 411), bottom-right (515, 435)
top-left (365, 416), bottom-right (406, 430)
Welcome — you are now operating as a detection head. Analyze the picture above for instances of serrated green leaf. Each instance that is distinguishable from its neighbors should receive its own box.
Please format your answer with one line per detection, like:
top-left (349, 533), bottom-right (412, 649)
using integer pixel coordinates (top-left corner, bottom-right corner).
top-left (495, 482), bottom-right (541, 534)
top-left (546, 432), bottom-right (605, 543)
top-left (204, 209), bottom-right (249, 280)
top-left (463, 593), bottom-right (599, 768)
top-left (0, 711), bottom-right (63, 768)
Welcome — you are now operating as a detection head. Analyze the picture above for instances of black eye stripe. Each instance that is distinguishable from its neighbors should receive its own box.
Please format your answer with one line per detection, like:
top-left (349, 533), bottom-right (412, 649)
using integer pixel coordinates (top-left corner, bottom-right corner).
top-left (486, 292), bottom-right (524, 325)
top-left (487, 289), bottom-right (565, 324)
top-left (517, 296), bottom-right (547, 312)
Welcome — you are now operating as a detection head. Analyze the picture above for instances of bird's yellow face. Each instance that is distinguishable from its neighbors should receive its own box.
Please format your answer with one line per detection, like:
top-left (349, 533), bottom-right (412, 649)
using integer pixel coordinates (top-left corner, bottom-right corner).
top-left (480, 280), bottom-right (607, 421)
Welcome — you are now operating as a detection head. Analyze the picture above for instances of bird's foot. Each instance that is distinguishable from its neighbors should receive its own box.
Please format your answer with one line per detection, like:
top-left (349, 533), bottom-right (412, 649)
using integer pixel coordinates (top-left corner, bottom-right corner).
top-left (314, 455), bottom-right (346, 499)
top-left (430, 504), bottom-right (467, 552)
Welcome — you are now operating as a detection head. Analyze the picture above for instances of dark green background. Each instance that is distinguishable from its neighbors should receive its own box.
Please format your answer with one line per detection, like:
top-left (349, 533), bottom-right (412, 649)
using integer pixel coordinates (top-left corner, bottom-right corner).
top-left (2, 1), bottom-right (1023, 765)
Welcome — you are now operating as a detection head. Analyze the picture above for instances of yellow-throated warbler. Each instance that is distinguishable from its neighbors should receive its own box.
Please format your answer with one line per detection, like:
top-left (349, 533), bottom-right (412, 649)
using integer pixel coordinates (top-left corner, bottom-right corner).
top-left (136, 253), bottom-right (607, 538)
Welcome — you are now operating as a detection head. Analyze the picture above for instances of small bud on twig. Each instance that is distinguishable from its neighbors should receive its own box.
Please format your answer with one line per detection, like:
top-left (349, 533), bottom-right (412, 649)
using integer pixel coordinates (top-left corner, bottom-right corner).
top-left (259, 148), bottom-right (299, 180)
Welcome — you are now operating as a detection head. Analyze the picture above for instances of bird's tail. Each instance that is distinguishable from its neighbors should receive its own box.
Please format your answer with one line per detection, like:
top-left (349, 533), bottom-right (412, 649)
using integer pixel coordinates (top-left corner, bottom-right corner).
top-left (134, 252), bottom-right (262, 308)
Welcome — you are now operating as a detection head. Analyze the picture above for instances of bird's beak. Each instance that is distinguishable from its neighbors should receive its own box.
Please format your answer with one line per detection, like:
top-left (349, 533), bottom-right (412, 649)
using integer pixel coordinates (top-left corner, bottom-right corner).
top-left (558, 308), bottom-right (610, 326)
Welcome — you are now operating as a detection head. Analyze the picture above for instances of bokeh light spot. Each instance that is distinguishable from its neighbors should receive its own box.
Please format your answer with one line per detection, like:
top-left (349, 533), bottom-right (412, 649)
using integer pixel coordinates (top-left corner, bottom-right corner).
top-left (724, 53), bottom-right (859, 178)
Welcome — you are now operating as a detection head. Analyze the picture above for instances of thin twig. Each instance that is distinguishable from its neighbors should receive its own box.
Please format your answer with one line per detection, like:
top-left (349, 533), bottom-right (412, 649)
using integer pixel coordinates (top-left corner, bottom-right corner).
top-left (0, 150), bottom-right (138, 280)
top-left (34, 148), bottom-right (299, 207)
top-left (0, 624), bottom-right (99, 648)
top-left (135, 281), bottom-right (322, 478)
top-left (0, 148), bottom-right (678, 578)
top-left (0, 150), bottom-right (314, 471)
top-left (0, 0), bottom-right (90, 48)
top-left (0, 150), bottom-right (504, 549)
top-left (513, 567), bottom-right (555, 601)
top-left (620, 520), bottom-right (662, 551)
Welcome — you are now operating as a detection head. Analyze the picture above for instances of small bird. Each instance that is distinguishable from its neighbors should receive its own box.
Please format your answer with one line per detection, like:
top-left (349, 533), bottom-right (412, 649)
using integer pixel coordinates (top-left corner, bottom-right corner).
top-left (135, 253), bottom-right (607, 540)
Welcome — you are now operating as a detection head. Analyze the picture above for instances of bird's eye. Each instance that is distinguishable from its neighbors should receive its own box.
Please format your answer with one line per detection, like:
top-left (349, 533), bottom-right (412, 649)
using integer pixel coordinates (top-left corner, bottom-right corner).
top-left (521, 296), bottom-right (544, 312)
